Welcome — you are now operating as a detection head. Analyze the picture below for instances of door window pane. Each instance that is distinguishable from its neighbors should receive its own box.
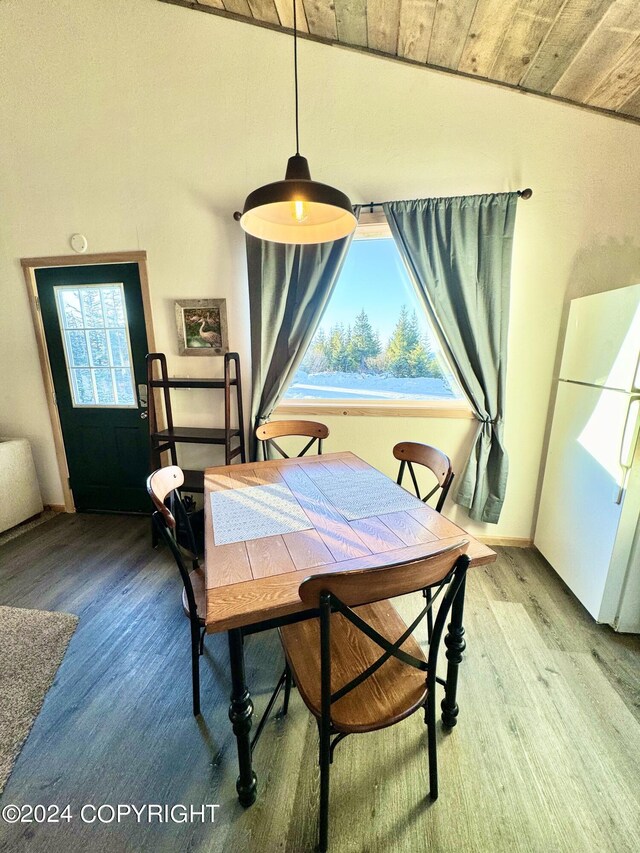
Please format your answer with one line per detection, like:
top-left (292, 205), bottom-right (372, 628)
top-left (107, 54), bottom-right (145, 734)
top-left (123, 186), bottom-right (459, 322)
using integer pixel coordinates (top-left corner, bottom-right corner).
top-left (65, 330), bottom-right (89, 366)
top-left (114, 368), bottom-right (135, 405)
top-left (81, 288), bottom-right (105, 327)
top-left (87, 329), bottom-right (109, 366)
top-left (59, 289), bottom-right (83, 328)
top-left (73, 369), bottom-right (95, 405)
top-left (54, 283), bottom-right (137, 408)
top-left (101, 287), bottom-right (126, 327)
top-left (94, 368), bottom-right (115, 404)
top-left (108, 328), bottom-right (130, 366)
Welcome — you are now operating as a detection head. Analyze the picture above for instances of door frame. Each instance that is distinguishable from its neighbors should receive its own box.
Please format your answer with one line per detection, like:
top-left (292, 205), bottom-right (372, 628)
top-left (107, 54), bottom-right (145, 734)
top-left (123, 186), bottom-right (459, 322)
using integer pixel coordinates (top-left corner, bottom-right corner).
top-left (21, 251), bottom-right (156, 513)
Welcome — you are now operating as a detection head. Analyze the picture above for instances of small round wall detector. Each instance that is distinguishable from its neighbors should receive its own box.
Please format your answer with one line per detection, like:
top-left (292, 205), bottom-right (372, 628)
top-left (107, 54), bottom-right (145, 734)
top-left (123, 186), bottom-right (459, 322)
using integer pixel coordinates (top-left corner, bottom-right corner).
top-left (70, 233), bottom-right (88, 253)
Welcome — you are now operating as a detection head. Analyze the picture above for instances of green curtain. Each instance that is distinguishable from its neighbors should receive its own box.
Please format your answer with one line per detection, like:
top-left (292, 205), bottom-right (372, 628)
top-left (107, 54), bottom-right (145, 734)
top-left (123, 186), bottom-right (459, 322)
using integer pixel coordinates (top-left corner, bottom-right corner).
top-left (246, 213), bottom-right (359, 460)
top-left (384, 194), bottom-right (518, 523)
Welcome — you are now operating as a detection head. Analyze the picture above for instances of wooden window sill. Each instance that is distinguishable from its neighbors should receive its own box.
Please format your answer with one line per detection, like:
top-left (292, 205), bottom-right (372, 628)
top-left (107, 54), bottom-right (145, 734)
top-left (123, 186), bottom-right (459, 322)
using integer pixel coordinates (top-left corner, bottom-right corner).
top-left (274, 400), bottom-right (474, 419)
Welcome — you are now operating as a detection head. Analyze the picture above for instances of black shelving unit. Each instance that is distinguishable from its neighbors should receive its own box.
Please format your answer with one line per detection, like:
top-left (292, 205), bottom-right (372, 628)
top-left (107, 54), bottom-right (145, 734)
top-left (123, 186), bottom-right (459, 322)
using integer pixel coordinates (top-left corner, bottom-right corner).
top-left (146, 351), bottom-right (246, 494)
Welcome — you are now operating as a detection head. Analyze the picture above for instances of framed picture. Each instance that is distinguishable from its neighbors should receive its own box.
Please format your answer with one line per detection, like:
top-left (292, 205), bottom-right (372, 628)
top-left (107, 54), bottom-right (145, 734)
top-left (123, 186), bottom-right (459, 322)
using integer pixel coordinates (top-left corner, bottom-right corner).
top-left (175, 299), bottom-right (229, 356)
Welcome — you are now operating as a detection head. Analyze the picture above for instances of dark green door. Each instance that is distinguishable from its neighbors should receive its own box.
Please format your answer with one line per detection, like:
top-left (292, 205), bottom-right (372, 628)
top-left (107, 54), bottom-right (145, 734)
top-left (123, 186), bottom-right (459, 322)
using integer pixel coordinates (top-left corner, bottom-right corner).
top-left (36, 263), bottom-right (150, 513)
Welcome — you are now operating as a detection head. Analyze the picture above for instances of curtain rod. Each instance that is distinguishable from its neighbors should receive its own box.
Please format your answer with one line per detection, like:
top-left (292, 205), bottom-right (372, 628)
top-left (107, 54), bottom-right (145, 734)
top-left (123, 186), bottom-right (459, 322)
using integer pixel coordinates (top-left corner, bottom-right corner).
top-left (232, 188), bottom-right (532, 220)
top-left (361, 188), bottom-right (533, 212)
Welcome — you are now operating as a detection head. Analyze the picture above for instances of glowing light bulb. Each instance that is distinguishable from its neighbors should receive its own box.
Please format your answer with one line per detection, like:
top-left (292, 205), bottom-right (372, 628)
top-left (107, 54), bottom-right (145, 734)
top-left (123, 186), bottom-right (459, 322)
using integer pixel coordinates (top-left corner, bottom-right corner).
top-left (292, 200), bottom-right (308, 223)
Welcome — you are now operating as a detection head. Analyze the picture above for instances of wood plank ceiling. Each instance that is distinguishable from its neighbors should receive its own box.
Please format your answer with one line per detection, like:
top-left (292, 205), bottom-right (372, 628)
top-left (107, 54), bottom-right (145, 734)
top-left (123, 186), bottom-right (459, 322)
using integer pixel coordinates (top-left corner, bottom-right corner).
top-left (159, 0), bottom-right (640, 124)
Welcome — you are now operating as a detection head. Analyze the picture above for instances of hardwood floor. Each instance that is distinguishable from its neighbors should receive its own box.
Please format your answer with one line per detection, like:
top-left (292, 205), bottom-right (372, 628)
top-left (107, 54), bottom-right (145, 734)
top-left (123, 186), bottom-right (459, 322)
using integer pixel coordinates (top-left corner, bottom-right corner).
top-left (0, 514), bottom-right (638, 852)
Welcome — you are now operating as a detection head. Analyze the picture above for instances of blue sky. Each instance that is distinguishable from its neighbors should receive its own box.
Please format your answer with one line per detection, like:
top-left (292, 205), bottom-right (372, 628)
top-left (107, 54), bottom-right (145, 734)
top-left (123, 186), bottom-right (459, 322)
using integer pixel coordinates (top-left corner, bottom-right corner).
top-left (317, 238), bottom-right (429, 343)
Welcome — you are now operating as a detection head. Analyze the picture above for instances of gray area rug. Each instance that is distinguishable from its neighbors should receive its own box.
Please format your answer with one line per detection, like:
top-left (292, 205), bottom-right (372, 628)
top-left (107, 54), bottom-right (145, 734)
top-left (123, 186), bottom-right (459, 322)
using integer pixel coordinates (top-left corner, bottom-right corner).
top-left (0, 605), bottom-right (78, 793)
top-left (0, 510), bottom-right (56, 547)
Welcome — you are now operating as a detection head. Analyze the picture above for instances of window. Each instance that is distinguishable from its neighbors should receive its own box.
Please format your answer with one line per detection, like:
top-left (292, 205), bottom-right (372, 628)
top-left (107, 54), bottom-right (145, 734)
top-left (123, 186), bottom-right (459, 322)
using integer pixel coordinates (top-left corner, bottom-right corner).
top-left (282, 216), bottom-right (466, 411)
top-left (54, 283), bottom-right (137, 408)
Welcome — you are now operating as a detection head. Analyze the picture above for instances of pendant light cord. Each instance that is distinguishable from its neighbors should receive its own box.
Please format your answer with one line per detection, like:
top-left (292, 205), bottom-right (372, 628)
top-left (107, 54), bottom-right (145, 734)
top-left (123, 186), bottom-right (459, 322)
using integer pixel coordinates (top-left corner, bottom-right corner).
top-left (293, 0), bottom-right (299, 155)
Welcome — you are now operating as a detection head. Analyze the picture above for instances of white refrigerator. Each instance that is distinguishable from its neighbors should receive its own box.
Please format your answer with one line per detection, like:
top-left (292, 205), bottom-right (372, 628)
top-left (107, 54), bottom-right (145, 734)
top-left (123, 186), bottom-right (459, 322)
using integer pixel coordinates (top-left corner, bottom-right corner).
top-left (535, 284), bottom-right (640, 632)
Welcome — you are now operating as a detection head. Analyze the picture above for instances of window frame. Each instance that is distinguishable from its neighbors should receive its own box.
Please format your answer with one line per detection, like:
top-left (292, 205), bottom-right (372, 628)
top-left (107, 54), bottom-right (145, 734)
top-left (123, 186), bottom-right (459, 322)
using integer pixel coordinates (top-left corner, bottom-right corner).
top-left (275, 213), bottom-right (472, 419)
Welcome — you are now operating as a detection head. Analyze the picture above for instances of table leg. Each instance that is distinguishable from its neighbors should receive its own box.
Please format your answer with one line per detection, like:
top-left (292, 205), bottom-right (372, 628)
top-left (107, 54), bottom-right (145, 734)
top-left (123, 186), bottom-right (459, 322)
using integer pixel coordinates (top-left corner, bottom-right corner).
top-left (228, 628), bottom-right (257, 806)
top-left (441, 573), bottom-right (467, 730)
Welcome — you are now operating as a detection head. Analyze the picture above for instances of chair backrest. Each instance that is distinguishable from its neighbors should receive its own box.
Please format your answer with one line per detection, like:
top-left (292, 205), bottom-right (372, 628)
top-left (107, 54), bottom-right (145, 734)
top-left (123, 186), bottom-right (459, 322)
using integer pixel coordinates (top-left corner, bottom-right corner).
top-left (299, 540), bottom-right (470, 726)
top-left (299, 539), bottom-right (468, 608)
top-left (255, 420), bottom-right (329, 459)
top-left (147, 465), bottom-right (200, 622)
top-left (393, 441), bottom-right (454, 513)
top-left (148, 465), bottom-right (184, 526)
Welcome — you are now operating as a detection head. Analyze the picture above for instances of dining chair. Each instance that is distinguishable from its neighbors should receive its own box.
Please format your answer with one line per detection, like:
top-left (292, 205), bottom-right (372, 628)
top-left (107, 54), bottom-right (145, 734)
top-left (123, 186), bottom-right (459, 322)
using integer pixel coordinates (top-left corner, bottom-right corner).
top-left (147, 465), bottom-right (207, 717)
top-left (148, 465), bottom-right (293, 728)
top-left (393, 441), bottom-right (454, 513)
top-left (255, 420), bottom-right (329, 459)
top-left (393, 441), bottom-right (455, 643)
top-left (279, 540), bottom-right (470, 852)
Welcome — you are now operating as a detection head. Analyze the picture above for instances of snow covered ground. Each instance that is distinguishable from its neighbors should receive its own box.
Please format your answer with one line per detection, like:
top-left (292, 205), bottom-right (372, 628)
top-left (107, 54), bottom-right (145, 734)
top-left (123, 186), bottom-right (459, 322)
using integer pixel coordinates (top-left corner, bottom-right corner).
top-left (284, 370), bottom-right (458, 401)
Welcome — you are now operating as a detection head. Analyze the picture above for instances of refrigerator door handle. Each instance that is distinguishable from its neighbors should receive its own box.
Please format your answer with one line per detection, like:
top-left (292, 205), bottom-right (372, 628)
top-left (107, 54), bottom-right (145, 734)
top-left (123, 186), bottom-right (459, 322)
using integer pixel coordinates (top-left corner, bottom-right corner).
top-left (616, 395), bottom-right (640, 505)
top-left (632, 346), bottom-right (640, 392)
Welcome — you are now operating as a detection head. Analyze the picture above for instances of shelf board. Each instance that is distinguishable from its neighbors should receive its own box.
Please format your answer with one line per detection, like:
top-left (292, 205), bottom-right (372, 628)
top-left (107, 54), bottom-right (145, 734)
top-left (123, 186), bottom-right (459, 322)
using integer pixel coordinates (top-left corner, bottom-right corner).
top-left (181, 469), bottom-right (205, 493)
top-left (179, 456), bottom-right (241, 492)
top-left (152, 427), bottom-right (240, 444)
top-left (149, 377), bottom-right (236, 389)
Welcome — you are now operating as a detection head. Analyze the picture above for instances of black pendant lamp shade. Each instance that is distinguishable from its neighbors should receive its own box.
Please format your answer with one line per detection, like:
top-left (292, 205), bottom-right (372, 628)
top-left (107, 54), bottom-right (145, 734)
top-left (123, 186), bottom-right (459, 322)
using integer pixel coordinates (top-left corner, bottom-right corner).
top-left (240, 154), bottom-right (356, 244)
top-left (239, 2), bottom-right (356, 245)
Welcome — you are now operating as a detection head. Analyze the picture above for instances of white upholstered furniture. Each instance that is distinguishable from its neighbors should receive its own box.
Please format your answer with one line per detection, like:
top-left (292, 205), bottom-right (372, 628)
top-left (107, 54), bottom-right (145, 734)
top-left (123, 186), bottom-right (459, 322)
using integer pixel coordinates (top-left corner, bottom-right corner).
top-left (0, 438), bottom-right (43, 533)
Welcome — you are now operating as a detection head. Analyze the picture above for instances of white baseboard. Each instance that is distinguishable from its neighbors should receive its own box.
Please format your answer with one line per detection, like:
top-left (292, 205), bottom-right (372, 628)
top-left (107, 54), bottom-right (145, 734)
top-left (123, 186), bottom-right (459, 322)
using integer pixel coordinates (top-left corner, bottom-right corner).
top-left (476, 536), bottom-right (533, 548)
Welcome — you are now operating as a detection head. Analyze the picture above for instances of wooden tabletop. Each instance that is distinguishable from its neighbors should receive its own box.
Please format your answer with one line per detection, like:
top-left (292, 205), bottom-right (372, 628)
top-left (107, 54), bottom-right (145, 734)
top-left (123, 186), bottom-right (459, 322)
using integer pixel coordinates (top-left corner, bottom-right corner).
top-left (204, 452), bottom-right (496, 632)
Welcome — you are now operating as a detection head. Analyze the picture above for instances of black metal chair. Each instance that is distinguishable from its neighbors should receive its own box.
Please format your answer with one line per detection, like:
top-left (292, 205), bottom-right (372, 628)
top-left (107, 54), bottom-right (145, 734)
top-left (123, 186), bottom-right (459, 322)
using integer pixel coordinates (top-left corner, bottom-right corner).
top-left (148, 465), bottom-right (293, 726)
top-left (279, 540), bottom-right (470, 852)
top-left (147, 465), bottom-right (207, 716)
top-left (394, 441), bottom-right (455, 642)
top-left (255, 420), bottom-right (329, 459)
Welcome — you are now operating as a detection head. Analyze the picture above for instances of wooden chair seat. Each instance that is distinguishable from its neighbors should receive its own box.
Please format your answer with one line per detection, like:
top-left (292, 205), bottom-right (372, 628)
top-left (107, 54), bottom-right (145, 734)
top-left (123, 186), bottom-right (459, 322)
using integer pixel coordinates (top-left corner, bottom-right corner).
top-left (182, 568), bottom-right (206, 626)
top-left (280, 600), bottom-right (428, 734)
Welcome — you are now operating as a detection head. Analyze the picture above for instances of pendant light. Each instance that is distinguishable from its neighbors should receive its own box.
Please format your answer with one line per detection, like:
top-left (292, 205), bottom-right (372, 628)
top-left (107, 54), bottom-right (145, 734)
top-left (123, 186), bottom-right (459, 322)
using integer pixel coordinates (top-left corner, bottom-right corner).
top-left (240, 1), bottom-right (357, 245)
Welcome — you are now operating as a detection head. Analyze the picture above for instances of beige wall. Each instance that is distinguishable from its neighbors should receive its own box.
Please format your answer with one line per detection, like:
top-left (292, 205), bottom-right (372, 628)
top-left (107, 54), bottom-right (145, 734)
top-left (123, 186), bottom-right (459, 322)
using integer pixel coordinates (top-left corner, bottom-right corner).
top-left (1, 0), bottom-right (639, 537)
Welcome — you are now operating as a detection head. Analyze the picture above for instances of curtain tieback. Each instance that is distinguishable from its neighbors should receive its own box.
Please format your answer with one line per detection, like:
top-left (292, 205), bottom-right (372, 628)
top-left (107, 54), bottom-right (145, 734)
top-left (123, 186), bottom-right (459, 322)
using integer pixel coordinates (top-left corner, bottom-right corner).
top-left (475, 415), bottom-right (500, 427)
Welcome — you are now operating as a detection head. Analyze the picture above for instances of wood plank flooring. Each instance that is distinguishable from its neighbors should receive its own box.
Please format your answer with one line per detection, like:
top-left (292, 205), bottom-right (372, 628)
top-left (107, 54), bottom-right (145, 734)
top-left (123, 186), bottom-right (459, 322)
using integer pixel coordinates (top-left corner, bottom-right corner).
top-left (0, 514), bottom-right (638, 852)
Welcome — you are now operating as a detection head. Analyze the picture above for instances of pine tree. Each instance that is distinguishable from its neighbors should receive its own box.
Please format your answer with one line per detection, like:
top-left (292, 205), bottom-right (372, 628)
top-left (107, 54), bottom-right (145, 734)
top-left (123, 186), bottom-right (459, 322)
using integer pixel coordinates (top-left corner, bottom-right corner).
top-left (315, 327), bottom-right (327, 350)
top-left (406, 309), bottom-right (421, 351)
top-left (349, 309), bottom-right (381, 372)
top-left (405, 310), bottom-right (428, 376)
top-left (328, 323), bottom-right (351, 372)
top-left (386, 307), bottom-right (438, 377)
top-left (408, 340), bottom-right (429, 377)
top-left (385, 306), bottom-right (413, 377)
top-left (344, 325), bottom-right (356, 371)
top-left (301, 327), bottom-right (329, 373)
top-left (421, 331), bottom-right (441, 378)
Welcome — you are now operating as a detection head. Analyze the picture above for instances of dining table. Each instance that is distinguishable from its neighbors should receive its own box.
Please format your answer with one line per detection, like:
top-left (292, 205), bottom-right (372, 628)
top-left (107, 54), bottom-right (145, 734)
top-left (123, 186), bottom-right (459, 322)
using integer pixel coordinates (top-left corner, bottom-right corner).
top-left (203, 450), bottom-right (496, 806)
